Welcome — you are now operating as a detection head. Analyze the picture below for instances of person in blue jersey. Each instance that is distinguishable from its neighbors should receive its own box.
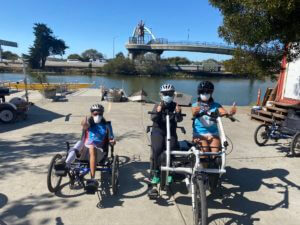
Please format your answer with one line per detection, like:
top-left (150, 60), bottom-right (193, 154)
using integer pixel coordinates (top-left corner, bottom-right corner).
top-left (81, 104), bottom-right (116, 181)
top-left (192, 81), bottom-right (236, 156)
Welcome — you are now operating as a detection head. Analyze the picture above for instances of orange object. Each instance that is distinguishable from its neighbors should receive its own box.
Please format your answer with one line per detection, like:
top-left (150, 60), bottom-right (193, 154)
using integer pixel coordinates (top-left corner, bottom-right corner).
top-left (256, 88), bottom-right (261, 106)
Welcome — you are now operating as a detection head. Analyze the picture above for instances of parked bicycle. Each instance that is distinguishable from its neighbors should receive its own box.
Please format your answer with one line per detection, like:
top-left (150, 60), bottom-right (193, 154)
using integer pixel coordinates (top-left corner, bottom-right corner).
top-left (254, 109), bottom-right (300, 157)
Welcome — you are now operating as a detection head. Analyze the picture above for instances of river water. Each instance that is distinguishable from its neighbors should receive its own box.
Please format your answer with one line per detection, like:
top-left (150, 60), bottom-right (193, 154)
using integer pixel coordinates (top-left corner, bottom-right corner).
top-left (0, 73), bottom-right (275, 106)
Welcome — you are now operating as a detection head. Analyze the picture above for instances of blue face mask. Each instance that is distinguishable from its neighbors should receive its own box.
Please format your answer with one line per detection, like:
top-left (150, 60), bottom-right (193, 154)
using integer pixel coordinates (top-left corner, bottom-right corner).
top-left (162, 95), bottom-right (174, 104)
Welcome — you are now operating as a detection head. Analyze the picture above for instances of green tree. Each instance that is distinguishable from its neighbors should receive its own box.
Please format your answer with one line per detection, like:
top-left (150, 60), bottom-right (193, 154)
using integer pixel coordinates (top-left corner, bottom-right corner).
top-left (67, 54), bottom-right (82, 61)
top-left (165, 57), bottom-right (191, 65)
top-left (103, 56), bottom-right (136, 75)
top-left (81, 49), bottom-right (103, 62)
top-left (2, 51), bottom-right (19, 60)
top-left (115, 52), bottom-right (125, 59)
top-left (28, 23), bottom-right (68, 69)
top-left (209, 0), bottom-right (300, 77)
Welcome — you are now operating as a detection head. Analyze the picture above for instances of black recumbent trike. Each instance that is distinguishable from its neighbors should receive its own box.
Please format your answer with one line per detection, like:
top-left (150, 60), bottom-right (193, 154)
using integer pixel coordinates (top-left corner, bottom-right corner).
top-left (254, 109), bottom-right (300, 156)
top-left (47, 123), bottom-right (119, 195)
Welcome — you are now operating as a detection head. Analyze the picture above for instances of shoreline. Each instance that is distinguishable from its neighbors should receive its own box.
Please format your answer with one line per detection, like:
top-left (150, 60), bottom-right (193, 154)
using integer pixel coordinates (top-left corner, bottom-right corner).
top-left (0, 67), bottom-right (260, 79)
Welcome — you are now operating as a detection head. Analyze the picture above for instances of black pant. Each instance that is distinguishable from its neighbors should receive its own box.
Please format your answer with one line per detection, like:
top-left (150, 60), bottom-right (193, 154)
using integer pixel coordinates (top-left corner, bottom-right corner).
top-left (151, 130), bottom-right (178, 172)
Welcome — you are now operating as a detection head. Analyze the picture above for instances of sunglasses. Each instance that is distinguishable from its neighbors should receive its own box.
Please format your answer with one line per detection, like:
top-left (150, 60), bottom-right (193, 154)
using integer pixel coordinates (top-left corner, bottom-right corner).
top-left (92, 112), bottom-right (103, 116)
top-left (162, 92), bottom-right (174, 97)
top-left (199, 90), bottom-right (213, 94)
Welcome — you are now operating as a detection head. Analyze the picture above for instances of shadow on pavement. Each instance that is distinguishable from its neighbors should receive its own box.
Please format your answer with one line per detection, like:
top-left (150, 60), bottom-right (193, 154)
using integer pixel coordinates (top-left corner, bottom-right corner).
top-left (0, 132), bottom-right (78, 180)
top-left (0, 193), bottom-right (79, 225)
top-left (207, 166), bottom-right (300, 225)
top-left (0, 104), bottom-right (64, 134)
top-left (97, 159), bottom-right (149, 208)
top-left (52, 157), bottom-right (151, 209)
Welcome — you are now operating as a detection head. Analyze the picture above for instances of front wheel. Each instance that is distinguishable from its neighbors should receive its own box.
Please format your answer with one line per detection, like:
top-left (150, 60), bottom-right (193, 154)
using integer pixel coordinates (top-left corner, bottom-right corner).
top-left (254, 124), bottom-right (270, 146)
top-left (47, 154), bottom-right (64, 193)
top-left (193, 177), bottom-right (208, 225)
top-left (290, 132), bottom-right (300, 157)
top-left (111, 155), bottom-right (119, 195)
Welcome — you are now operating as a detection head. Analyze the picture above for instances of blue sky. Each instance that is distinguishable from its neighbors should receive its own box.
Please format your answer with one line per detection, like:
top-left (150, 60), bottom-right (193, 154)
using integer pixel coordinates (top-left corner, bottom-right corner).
top-left (0, 0), bottom-right (232, 61)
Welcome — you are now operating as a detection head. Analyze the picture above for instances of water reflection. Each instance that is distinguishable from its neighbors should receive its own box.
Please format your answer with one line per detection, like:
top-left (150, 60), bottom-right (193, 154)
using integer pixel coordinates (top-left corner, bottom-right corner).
top-left (0, 73), bottom-right (275, 106)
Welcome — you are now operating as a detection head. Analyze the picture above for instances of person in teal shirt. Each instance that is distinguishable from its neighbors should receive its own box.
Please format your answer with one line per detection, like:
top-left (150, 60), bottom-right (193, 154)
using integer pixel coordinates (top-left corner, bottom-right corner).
top-left (192, 81), bottom-right (236, 155)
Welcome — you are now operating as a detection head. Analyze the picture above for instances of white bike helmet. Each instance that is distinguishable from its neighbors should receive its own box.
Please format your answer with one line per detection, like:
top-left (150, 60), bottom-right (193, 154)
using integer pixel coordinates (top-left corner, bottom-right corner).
top-left (90, 104), bottom-right (104, 113)
top-left (160, 84), bottom-right (175, 93)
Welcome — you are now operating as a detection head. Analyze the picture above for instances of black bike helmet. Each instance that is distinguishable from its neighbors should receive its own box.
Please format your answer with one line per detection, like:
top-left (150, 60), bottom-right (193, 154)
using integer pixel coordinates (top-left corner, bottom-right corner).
top-left (90, 104), bottom-right (104, 113)
top-left (197, 81), bottom-right (214, 95)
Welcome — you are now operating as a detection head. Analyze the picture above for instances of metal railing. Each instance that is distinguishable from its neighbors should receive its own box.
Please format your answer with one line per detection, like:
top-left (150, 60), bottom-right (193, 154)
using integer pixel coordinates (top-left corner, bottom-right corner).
top-left (128, 37), bottom-right (234, 50)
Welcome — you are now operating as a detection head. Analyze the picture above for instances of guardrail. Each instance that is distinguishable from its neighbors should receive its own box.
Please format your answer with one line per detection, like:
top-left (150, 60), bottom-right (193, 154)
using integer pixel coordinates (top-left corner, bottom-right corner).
top-left (128, 37), bottom-right (234, 50)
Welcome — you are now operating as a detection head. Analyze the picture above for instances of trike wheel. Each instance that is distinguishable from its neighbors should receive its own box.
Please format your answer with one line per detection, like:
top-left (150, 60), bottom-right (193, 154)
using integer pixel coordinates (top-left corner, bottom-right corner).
top-left (47, 154), bottom-right (64, 193)
top-left (254, 124), bottom-right (270, 146)
top-left (290, 132), bottom-right (300, 157)
top-left (111, 155), bottom-right (119, 195)
top-left (193, 177), bottom-right (208, 225)
top-left (0, 107), bottom-right (16, 123)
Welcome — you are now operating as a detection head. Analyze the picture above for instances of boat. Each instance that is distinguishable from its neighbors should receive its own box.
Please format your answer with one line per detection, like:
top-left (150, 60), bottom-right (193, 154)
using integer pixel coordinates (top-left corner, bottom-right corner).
top-left (174, 91), bottom-right (192, 106)
top-left (128, 89), bottom-right (148, 102)
top-left (99, 85), bottom-right (128, 102)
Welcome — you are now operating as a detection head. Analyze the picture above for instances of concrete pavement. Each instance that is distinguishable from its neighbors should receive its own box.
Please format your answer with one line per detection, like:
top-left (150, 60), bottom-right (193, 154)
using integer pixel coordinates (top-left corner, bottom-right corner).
top-left (0, 89), bottom-right (299, 225)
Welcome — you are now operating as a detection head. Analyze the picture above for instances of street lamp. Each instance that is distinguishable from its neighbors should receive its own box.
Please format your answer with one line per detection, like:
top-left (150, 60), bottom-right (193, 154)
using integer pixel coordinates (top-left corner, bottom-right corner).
top-left (113, 36), bottom-right (118, 58)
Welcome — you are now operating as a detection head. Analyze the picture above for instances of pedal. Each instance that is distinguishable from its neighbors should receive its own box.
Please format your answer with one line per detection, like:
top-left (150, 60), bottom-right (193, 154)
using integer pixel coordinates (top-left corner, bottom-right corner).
top-left (85, 179), bottom-right (99, 194)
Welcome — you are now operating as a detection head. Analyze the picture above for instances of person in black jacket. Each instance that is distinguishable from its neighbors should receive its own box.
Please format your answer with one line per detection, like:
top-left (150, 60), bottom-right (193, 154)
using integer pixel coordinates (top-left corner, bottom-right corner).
top-left (150, 84), bottom-right (183, 188)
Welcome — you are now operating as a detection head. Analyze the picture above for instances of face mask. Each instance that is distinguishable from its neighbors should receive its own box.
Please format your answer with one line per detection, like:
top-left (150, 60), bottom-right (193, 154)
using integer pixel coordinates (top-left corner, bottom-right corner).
top-left (162, 95), bottom-right (174, 104)
top-left (200, 94), bottom-right (211, 102)
top-left (93, 115), bottom-right (102, 123)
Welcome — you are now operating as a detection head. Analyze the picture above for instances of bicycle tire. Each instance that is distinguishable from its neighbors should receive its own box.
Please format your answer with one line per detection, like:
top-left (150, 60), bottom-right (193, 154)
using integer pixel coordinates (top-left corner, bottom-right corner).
top-left (290, 132), bottom-right (300, 157)
top-left (254, 124), bottom-right (270, 146)
top-left (193, 176), bottom-right (208, 225)
top-left (111, 155), bottom-right (119, 195)
top-left (47, 154), bottom-right (63, 193)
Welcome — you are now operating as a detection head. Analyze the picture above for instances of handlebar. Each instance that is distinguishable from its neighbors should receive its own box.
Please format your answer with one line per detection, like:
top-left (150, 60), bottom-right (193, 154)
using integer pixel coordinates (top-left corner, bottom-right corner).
top-left (193, 110), bottom-right (238, 122)
top-left (148, 111), bottom-right (186, 117)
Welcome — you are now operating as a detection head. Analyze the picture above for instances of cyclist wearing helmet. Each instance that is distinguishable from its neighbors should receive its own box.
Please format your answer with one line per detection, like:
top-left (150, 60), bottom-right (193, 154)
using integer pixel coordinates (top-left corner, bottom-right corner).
top-left (81, 104), bottom-right (116, 181)
top-left (149, 84), bottom-right (183, 191)
top-left (192, 81), bottom-right (236, 157)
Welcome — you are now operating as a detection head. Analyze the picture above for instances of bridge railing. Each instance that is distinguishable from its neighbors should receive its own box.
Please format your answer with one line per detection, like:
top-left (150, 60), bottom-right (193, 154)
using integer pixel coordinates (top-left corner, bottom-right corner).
top-left (128, 37), bottom-right (234, 50)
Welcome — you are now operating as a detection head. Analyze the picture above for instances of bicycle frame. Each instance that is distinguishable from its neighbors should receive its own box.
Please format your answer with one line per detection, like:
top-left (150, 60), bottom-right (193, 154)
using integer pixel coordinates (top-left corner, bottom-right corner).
top-left (161, 115), bottom-right (227, 185)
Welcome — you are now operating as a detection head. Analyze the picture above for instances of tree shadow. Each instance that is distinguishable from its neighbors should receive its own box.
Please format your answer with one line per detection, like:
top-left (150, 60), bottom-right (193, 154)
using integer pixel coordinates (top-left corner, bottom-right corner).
top-left (207, 166), bottom-right (300, 225)
top-left (0, 193), bottom-right (79, 225)
top-left (0, 132), bottom-right (78, 180)
top-left (0, 104), bottom-right (64, 133)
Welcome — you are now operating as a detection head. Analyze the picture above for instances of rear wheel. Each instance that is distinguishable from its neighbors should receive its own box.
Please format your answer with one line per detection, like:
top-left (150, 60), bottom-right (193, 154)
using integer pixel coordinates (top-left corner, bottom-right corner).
top-left (111, 155), bottom-right (119, 195)
top-left (290, 132), bottom-right (300, 157)
top-left (47, 154), bottom-right (63, 193)
top-left (0, 107), bottom-right (16, 123)
top-left (254, 124), bottom-right (270, 146)
top-left (193, 177), bottom-right (208, 225)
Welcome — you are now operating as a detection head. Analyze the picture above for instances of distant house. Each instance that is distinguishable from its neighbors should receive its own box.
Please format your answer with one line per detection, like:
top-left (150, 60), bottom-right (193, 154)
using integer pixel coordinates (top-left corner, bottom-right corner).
top-left (276, 51), bottom-right (300, 105)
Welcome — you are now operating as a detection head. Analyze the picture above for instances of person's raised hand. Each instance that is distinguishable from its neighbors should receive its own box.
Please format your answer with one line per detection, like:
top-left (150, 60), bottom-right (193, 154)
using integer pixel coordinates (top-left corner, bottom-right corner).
top-left (230, 102), bottom-right (237, 115)
top-left (157, 102), bottom-right (163, 112)
top-left (175, 103), bottom-right (181, 113)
